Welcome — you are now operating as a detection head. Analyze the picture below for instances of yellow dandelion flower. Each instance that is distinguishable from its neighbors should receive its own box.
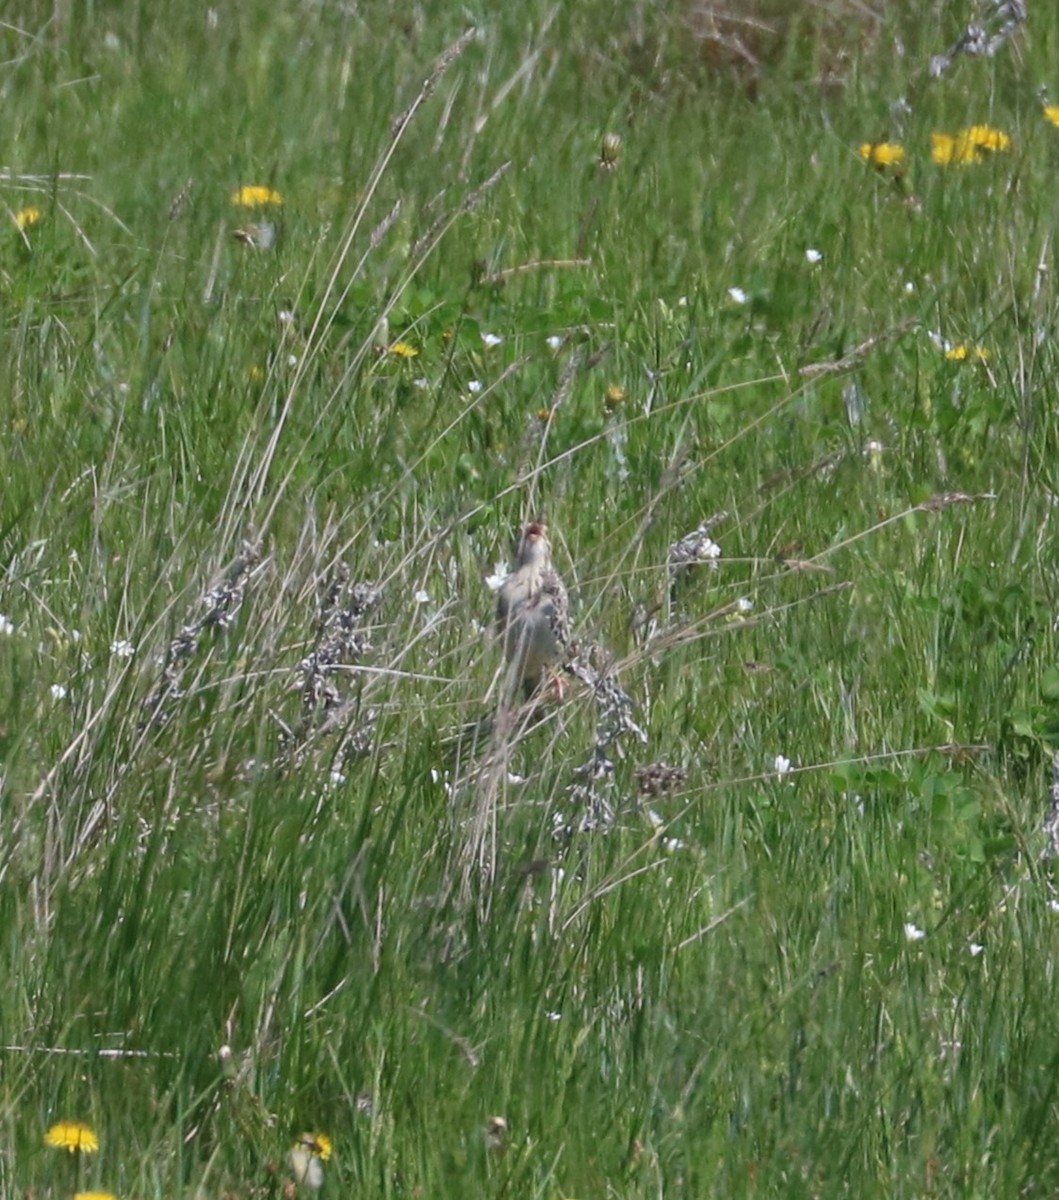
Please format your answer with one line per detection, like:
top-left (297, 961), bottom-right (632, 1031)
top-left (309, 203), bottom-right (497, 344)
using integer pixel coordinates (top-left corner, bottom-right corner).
top-left (44, 1121), bottom-right (99, 1153)
top-left (388, 341), bottom-right (419, 359)
top-left (858, 142), bottom-right (905, 168)
top-left (604, 384), bottom-right (626, 409)
top-left (932, 126), bottom-right (1011, 165)
top-left (1045, 105), bottom-right (1059, 128)
top-left (944, 343), bottom-right (990, 362)
top-left (230, 185), bottom-right (283, 208)
top-left (963, 124), bottom-right (1010, 153)
top-left (931, 133), bottom-right (967, 165)
top-left (74, 1192), bottom-right (118, 1200)
top-left (14, 206), bottom-right (41, 232)
top-left (295, 1132), bottom-right (333, 1162)
top-left (536, 407), bottom-right (554, 423)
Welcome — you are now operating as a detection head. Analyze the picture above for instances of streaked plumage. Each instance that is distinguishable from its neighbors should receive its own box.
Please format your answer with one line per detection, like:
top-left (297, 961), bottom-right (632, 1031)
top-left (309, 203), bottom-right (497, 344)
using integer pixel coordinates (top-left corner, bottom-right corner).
top-left (495, 522), bottom-right (570, 697)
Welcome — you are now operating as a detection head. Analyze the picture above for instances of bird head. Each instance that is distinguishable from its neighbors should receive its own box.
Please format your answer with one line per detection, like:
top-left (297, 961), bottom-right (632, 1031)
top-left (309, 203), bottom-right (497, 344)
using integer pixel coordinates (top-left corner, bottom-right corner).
top-left (517, 521), bottom-right (551, 566)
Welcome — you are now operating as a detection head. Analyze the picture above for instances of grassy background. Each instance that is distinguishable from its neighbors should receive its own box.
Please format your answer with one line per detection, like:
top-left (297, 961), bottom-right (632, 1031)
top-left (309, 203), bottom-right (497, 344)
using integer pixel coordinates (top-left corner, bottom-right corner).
top-left (4, 0), bottom-right (1059, 1196)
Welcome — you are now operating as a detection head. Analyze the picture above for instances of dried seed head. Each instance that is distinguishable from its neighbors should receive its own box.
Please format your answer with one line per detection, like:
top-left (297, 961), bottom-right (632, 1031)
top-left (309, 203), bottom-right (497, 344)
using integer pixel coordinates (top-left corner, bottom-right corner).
top-left (668, 514), bottom-right (728, 581)
top-left (167, 176), bottom-right (194, 221)
top-left (636, 762), bottom-right (688, 798)
top-left (233, 220), bottom-right (277, 250)
top-left (485, 1115), bottom-right (509, 1154)
top-left (600, 132), bottom-right (623, 171)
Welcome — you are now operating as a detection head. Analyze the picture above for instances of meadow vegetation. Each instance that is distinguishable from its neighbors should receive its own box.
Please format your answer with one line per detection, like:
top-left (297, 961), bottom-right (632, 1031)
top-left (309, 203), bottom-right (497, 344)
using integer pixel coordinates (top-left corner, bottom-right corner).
top-left (4, 0), bottom-right (1059, 1195)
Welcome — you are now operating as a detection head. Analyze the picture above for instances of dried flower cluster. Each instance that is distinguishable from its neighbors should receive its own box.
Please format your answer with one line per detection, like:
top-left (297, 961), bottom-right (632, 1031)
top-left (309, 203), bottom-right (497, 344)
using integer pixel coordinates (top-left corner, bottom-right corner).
top-left (556, 647), bottom-right (648, 839)
top-left (668, 512), bottom-right (728, 596)
top-left (141, 540), bottom-right (261, 729)
top-left (298, 568), bottom-right (379, 712)
top-left (929, 0), bottom-right (1027, 78)
top-left (635, 761), bottom-right (687, 798)
top-left (287, 567), bottom-right (381, 766)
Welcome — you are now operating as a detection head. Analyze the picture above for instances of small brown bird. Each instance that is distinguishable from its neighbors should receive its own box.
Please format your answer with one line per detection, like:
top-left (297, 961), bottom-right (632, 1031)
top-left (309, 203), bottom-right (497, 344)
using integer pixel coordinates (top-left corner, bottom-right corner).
top-left (495, 522), bottom-right (570, 698)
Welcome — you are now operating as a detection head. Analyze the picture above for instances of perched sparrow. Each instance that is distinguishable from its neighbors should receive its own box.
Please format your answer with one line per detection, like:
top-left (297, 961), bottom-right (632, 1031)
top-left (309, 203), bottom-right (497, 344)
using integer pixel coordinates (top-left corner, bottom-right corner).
top-left (495, 522), bottom-right (570, 698)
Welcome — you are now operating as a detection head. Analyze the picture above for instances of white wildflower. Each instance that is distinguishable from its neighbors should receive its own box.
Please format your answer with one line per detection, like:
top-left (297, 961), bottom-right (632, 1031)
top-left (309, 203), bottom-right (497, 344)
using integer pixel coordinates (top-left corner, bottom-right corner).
top-left (737, 596), bottom-right (754, 613)
top-left (969, 942), bottom-right (985, 957)
top-left (0, 615), bottom-right (13, 636)
top-left (467, 380), bottom-right (483, 394)
top-left (481, 332), bottom-right (503, 348)
top-left (805, 248), bottom-right (823, 264)
top-left (49, 684), bottom-right (68, 700)
top-left (430, 766), bottom-right (457, 799)
top-left (903, 922), bottom-right (927, 942)
top-left (546, 335), bottom-right (564, 351)
top-left (727, 286), bottom-right (749, 305)
top-left (485, 562), bottom-right (509, 591)
top-left (773, 754), bottom-right (792, 777)
top-left (110, 639), bottom-right (135, 658)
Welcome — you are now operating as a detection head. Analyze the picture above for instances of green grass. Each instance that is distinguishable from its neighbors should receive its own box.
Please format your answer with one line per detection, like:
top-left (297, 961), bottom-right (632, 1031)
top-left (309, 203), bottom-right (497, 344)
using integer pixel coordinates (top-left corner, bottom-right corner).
top-left (4, 1), bottom-right (1059, 1196)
